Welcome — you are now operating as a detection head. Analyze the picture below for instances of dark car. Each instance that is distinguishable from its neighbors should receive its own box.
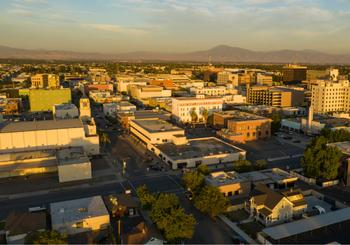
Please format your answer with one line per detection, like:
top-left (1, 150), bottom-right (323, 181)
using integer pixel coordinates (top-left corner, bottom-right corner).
top-left (149, 164), bottom-right (163, 171)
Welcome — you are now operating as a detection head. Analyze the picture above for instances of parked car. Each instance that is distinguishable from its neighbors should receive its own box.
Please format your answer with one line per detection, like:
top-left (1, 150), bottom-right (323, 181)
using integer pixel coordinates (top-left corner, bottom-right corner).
top-left (313, 205), bottom-right (326, 214)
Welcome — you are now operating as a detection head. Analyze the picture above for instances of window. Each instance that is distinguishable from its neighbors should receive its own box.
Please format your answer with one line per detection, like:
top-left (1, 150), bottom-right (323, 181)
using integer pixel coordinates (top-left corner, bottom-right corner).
top-left (227, 191), bottom-right (233, 197)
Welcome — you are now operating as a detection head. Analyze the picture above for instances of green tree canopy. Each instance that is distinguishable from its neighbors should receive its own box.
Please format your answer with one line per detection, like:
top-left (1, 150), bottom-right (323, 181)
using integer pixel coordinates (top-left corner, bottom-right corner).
top-left (25, 230), bottom-right (67, 244)
top-left (255, 159), bottom-right (267, 170)
top-left (233, 157), bottom-right (253, 173)
top-left (301, 135), bottom-right (343, 180)
top-left (194, 186), bottom-right (228, 218)
top-left (98, 131), bottom-right (111, 146)
top-left (136, 185), bottom-right (156, 209)
top-left (200, 108), bottom-right (209, 125)
top-left (197, 164), bottom-right (209, 176)
top-left (182, 171), bottom-right (205, 194)
top-left (190, 108), bottom-right (198, 123)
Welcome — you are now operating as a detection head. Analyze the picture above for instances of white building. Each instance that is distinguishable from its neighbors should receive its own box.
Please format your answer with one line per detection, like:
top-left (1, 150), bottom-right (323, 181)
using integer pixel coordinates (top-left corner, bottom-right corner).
top-left (171, 96), bottom-right (223, 123)
top-left (50, 196), bottom-right (110, 235)
top-left (0, 118), bottom-right (99, 155)
top-left (129, 85), bottom-right (171, 104)
top-left (190, 86), bottom-right (227, 96)
top-left (311, 80), bottom-right (350, 114)
top-left (116, 76), bottom-right (148, 93)
top-left (53, 103), bottom-right (79, 119)
top-left (103, 101), bottom-right (136, 116)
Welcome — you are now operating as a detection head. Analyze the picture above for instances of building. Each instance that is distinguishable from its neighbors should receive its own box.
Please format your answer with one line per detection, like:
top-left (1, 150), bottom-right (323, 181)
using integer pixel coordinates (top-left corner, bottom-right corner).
top-left (256, 73), bottom-right (273, 86)
top-left (247, 85), bottom-right (304, 107)
top-left (217, 71), bottom-right (238, 85)
top-left (205, 171), bottom-right (251, 198)
top-left (78, 97), bottom-right (90, 119)
top-left (5, 212), bottom-right (47, 244)
top-left (53, 103), bottom-right (79, 119)
top-left (129, 118), bottom-right (186, 148)
top-left (50, 196), bottom-right (110, 235)
top-left (311, 80), bottom-right (350, 114)
top-left (0, 118), bottom-right (99, 155)
top-left (103, 101), bottom-right (136, 116)
top-left (89, 90), bottom-right (122, 104)
top-left (57, 147), bottom-right (92, 183)
top-left (189, 86), bottom-right (227, 96)
top-left (328, 68), bottom-right (339, 81)
top-left (84, 83), bottom-right (114, 94)
top-left (0, 98), bottom-right (21, 115)
top-left (129, 85), bottom-right (171, 104)
top-left (31, 74), bottom-right (60, 89)
top-left (246, 184), bottom-right (305, 226)
top-left (171, 96), bottom-right (223, 123)
top-left (29, 88), bottom-right (71, 112)
top-left (283, 65), bottom-right (307, 83)
top-left (116, 76), bottom-right (148, 93)
top-left (149, 79), bottom-right (177, 90)
top-left (215, 111), bottom-right (271, 143)
top-left (117, 109), bottom-right (171, 129)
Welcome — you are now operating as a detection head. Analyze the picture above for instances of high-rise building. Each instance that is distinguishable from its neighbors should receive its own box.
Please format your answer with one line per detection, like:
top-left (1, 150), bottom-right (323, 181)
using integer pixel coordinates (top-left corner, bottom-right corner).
top-left (79, 97), bottom-right (91, 118)
top-left (283, 65), bottom-right (307, 83)
top-left (247, 85), bottom-right (304, 107)
top-left (217, 71), bottom-right (238, 85)
top-left (31, 74), bottom-right (60, 89)
top-left (311, 80), bottom-right (350, 114)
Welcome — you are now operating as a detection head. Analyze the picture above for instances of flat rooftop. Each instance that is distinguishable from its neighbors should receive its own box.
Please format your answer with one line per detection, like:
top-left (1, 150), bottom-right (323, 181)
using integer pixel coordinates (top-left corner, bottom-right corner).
top-left (54, 103), bottom-right (78, 110)
top-left (156, 137), bottom-right (244, 160)
top-left (0, 118), bottom-right (83, 133)
top-left (56, 147), bottom-right (90, 166)
top-left (215, 110), bottom-right (269, 121)
top-left (131, 119), bottom-right (183, 133)
top-left (206, 171), bottom-right (248, 187)
top-left (50, 196), bottom-right (108, 225)
top-left (328, 141), bottom-right (350, 156)
top-left (172, 96), bottom-right (223, 101)
top-left (134, 110), bottom-right (171, 120)
top-left (240, 168), bottom-right (296, 183)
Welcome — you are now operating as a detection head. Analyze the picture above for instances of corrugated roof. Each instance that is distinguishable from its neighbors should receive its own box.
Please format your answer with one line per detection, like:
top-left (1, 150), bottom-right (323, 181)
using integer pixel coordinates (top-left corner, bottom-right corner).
top-left (262, 207), bottom-right (350, 240)
top-left (0, 119), bottom-right (83, 133)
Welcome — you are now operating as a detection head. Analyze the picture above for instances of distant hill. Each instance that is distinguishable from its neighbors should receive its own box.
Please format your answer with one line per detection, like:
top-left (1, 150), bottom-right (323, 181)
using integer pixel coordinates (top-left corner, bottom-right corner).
top-left (1, 44), bottom-right (350, 64)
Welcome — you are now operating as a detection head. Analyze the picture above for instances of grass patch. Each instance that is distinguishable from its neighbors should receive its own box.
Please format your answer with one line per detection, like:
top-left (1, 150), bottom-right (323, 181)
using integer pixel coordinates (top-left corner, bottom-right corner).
top-left (238, 222), bottom-right (264, 239)
top-left (226, 209), bottom-right (249, 222)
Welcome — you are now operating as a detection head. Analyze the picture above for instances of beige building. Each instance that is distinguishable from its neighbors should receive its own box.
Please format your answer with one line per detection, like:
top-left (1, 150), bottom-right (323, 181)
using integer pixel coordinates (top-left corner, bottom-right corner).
top-left (79, 97), bottom-right (91, 119)
top-left (217, 71), bottom-right (239, 85)
top-left (50, 196), bottom-right (110, 235)
top-left (311, 80), bottom-right (350, 114)
top-left (189, 86), bottom-right (227, 96)
top-left (0, 118), bottom-right (99, 155)
top-left (116, 76), bottom-right (148, 93)
top-left (31, 74), bottom-right (59, 88)
top-left (129, 85), bottom-right (171, 104)
top-left (247, 85), bottom-right (304, 107)
top-left (53, 103), bottom-right (79, 119)
top-left (171, 96), bottom-right (223, 123)
top-left (205, 171), bottom-right (251, 198)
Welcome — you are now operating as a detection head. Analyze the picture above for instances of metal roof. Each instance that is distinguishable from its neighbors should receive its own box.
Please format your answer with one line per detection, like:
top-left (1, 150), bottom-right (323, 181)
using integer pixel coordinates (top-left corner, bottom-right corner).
top-left (262, 207), bottom-right (350, 240)
top-left (0, 119), bottom-right (83, 133)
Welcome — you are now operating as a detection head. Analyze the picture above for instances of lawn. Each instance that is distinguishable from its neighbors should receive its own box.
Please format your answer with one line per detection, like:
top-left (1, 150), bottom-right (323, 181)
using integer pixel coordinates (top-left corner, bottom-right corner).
top-left (238, 221), bottom-right (264, 239)
top-left (226, 209), bottom-right (250, 222)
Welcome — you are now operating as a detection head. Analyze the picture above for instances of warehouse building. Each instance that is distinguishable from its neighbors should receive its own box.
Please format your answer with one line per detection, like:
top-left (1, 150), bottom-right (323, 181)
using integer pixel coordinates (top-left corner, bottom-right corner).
top-left (29, 88), bottom-right (71, 112)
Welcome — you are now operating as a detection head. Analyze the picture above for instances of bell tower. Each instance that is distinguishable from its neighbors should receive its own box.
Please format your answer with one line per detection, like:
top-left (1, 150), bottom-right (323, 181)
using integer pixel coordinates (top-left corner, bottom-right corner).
top-left (79, 97), bottom-right (91, 119)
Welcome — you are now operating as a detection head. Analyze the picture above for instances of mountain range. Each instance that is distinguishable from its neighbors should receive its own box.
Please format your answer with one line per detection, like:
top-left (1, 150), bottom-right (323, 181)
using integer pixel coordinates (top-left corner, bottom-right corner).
top-left (1, 45), bottom-right (350, 64)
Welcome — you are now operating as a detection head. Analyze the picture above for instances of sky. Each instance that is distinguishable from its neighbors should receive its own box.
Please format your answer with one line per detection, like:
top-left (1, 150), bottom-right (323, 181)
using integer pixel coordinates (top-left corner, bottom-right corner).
top-left (0, 0), bottom-right (350, 54)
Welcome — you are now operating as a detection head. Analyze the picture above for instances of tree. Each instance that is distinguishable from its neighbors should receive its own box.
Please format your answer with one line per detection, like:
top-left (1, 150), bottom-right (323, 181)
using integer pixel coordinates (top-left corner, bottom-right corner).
top-left (150, 193), bottom-right (196, 243)
top-left (157, 207), bottom-right (196, 242)
top-left (301, 136), bottom-right (343, 180)
top-left (25, 230), bottom-right (67, 244)
top-left (194, 186), bottom-right (228, 219)
top-left (233, 156), bottom-right (253, 173)
top-left (197, 164), bottom-right (209, 175)
top-left (98, 132), bottom-right (111, 146)
top-left (270, 113), bottom-right (281, 133)
top-left (182, 171), bottom-right (205, 194)
top-left (189, 108), bottom-right (198, 124)
top-left (136, 185), bottom-right (155, 209)
top-left (200, 108), bottom-right (209, 126)
top-left (255, 159), bottom-right (267, 170)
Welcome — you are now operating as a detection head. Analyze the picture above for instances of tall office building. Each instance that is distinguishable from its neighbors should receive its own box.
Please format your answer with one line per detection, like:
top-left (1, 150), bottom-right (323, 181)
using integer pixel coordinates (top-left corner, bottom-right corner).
top-left (283, 65), bottom-right (307, 83)
top-left (31, 74), bottom-right (60, 89)
top-left (247, 85), bottom-right (304, 107)
top-left (311, 80), bottom-right (350, 114)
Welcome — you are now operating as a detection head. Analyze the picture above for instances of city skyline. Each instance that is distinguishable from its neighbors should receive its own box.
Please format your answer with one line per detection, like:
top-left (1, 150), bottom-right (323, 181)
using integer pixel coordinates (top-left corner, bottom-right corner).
top-left (1, 0), bottom-right (350, 54)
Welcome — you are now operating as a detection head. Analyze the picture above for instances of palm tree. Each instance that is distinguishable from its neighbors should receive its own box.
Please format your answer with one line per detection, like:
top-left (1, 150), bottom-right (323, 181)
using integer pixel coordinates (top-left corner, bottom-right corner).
top-left (200, 108), bottom-right (209, 126)
top-left (99, 132), bottom-right (111, 147)
top-left (190, 108), bottom-right (198, 127)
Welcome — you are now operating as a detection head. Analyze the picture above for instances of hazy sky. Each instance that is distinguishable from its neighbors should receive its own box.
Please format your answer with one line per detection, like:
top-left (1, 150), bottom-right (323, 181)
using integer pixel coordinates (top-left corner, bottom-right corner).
top-left (1, 0), bottom-right (350, 53)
